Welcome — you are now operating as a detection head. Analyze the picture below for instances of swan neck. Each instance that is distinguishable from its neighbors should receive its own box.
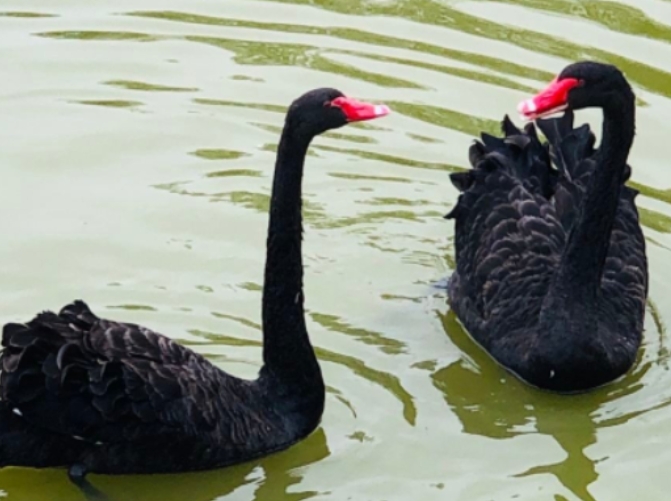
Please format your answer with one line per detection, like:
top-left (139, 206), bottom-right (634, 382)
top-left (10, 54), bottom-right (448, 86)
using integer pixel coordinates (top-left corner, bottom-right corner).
top-left (549, 92), bottom-right (635, 301)
top-left (261, 123), bottom-right (322, 392)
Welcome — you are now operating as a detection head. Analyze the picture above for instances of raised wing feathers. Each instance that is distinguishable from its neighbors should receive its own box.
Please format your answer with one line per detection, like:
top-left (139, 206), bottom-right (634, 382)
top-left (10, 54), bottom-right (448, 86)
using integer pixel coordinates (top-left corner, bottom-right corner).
top-left (446, 112), bottom-right (645, 344)
top-left (446, 117), bottom-right (565, 335)
top-left (0, 300), bottom-right (235, 445)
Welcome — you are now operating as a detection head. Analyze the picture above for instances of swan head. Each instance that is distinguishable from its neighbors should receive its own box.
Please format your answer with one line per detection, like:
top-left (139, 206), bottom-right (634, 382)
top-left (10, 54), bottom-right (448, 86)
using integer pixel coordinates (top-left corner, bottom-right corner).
top-left (518, 61), bottom-right (633, 121)
top-left (286, 88), bottom-right (390, 136)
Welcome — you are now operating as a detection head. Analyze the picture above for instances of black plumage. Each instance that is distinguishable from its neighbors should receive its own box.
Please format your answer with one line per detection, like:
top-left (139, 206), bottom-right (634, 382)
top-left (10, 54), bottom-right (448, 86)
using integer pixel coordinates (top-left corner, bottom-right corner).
top-left (446, 62), bottom-right (647, 392)
top-left (1, 301), bottom-right (296, 474)
top-left (0, 88), bottom-right (389, 480)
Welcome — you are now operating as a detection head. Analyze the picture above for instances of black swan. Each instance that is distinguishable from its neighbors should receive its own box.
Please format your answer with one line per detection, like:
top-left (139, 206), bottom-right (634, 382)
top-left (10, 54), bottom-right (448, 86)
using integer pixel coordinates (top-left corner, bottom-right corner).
top-left (445, 61), bottom-right (647, 392)
top-left (0, 89), bottom-right (390, 485)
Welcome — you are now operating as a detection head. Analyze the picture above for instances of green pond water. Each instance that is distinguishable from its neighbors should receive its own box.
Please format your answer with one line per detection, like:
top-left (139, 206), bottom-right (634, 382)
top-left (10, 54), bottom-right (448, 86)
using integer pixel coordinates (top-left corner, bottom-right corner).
top-left (1, 0), bottom-right (671, 500)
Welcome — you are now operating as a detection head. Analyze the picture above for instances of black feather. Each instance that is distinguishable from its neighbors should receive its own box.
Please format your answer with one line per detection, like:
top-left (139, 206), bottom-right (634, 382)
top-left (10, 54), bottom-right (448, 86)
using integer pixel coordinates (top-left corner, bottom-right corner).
top-left (447, 108), bottom-right (646, 393)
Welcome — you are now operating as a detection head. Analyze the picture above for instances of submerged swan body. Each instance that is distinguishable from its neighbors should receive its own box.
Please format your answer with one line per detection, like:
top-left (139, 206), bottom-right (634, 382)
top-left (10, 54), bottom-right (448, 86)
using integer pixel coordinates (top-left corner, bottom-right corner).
top-left (0, 89), bottom-right (389, 479)
top-left (446, 62), bottom-right (647, 392)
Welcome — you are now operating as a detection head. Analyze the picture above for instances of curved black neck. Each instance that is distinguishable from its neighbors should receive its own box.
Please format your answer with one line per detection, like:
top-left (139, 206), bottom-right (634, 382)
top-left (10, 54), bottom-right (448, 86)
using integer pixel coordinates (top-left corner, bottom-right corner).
top-left (261, 124), bottom-right (322, 392)
top-left (550, 92), bottom-right (635, 301)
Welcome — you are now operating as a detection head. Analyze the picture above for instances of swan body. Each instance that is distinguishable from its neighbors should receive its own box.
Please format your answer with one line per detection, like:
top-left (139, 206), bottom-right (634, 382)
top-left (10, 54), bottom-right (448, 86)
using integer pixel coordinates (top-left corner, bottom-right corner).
top-left (447, 62), bottom-right (647, 392)
top-left (1, 301), bottom-right (309, 474)
top-left (0, 88), bottom-right (389, 478)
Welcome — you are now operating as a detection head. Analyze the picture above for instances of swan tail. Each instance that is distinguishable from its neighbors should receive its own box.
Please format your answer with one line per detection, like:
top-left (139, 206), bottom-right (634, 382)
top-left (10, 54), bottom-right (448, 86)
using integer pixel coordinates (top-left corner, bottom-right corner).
top-left (0, 308), bottom-right (91, 468)
top-left (1, 301), bottom-right (100, 407)
top-left (58, 300), bottom-right (99, 327)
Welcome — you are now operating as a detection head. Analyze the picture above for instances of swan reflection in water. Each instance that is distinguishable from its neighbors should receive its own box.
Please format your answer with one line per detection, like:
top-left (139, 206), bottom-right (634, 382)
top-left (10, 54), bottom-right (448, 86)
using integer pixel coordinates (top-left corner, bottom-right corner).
top-left (0, 428), bottom-right (330, 501)
top-left (433, 306), bottom-right (667, 501)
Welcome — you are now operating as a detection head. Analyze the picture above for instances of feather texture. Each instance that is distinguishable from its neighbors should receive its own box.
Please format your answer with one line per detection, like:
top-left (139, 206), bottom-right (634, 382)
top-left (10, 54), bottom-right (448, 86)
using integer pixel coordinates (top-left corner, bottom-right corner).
top-left (0, 300), bottom-right (319, 474)
top-left (0, 87), bottom-right (389, 476)
top-left (446, 112), bottom-right (647, 391)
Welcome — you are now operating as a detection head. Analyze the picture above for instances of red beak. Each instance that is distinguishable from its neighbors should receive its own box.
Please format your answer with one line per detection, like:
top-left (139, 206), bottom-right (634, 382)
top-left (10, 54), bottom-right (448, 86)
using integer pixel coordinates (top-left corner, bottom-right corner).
top-left (518, 77), bottom-right (580, 120)
top-left (331, 97), bottom-right (391, 122)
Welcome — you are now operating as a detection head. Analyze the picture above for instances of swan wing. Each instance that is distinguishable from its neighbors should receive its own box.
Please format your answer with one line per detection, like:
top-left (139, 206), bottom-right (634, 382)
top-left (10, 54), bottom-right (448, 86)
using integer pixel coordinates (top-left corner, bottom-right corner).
top-left (446, 118), bottom-right (566, 337)
top-left (0, 301), bottom-right (249, 445)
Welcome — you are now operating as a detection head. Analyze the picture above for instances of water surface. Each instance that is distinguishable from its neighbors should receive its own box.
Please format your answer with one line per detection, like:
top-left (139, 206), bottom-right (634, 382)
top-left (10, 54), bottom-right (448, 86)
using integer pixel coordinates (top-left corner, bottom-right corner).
top-left (1, 1), bottom-right (671, 500)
